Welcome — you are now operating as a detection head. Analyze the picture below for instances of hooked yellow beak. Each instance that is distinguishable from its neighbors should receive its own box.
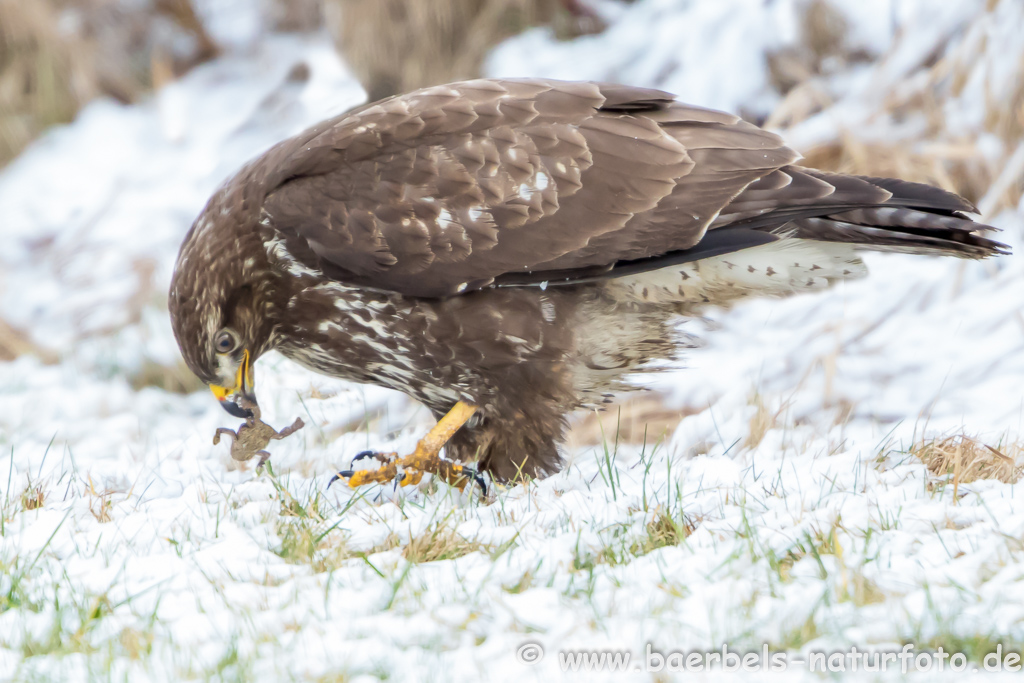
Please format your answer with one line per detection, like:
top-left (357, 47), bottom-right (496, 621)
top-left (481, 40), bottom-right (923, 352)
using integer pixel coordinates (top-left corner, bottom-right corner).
top-left (211, 349), bottom-right (256, 418)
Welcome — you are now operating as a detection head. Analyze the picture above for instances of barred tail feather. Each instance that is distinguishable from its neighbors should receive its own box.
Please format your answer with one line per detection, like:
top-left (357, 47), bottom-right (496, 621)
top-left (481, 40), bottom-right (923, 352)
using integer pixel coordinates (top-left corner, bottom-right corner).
top-left (779, 207), bottom-right (1008, 259)
top-left (751, 169), bottom-right (1010, 259)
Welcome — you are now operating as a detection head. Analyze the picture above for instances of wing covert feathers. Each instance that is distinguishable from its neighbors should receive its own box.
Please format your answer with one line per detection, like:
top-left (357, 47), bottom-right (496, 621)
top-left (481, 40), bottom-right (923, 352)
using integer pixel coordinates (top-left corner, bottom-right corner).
top-left (252, 78), bottom-right (1005, 298)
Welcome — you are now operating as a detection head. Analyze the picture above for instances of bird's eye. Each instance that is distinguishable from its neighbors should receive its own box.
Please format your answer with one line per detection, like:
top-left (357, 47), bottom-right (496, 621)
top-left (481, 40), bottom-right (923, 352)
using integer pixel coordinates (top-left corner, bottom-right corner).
top-left (215, 330), bottom-right (238, 354)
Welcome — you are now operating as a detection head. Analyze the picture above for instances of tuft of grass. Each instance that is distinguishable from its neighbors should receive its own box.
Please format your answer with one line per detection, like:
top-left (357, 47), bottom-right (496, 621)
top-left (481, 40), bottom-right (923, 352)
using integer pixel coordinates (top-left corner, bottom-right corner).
top-left (839, 569), bottom-right (886, 607)
top-left (117, 625), bottom-right (155, 661)
top-left (744, 393), bottom-right (789, 451)
top-left (277, 517), bottom-right (400, 573)
top-left (86, 480), bottom-right (115, 524)
top-left (763, 521), bottom-right (886, 611)
top-left (206, 635), bottom-right (253, 683)
top-left (630, 507), bottom-right (697, 557)
top-left (276, 517), bottom-right (331, 568)
top-left (504, 563), bottom-right (540, 594)
top-left (266, 464), bottom-right (398, 572)
top-left (911, 434), bottom-right (1022, 496)
top-left (570, 508), bottom-right (698, 576)
top-left (775, 614), bottom-right (822, 650)
top-left (20, 481), bottom-right (44, 511)
top-left (402, 519), bottom-right (490, 564)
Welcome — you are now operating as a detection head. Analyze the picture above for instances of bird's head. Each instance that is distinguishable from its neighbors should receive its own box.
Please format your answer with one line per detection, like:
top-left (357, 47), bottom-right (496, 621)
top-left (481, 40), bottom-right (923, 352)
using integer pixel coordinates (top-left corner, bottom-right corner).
top-left (168, 184), bottom-right (282, 418)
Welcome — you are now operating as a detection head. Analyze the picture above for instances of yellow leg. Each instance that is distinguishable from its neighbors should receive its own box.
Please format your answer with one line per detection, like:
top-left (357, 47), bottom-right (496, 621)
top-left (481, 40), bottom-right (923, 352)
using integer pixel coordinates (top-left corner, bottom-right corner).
top-left (339, 401), bottom-right (480, 491)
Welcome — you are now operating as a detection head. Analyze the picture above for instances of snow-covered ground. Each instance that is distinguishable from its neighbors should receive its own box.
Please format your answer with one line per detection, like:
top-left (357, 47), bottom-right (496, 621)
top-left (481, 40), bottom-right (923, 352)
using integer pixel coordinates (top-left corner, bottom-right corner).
top-left (2, 1), bottom-right (1024, 680)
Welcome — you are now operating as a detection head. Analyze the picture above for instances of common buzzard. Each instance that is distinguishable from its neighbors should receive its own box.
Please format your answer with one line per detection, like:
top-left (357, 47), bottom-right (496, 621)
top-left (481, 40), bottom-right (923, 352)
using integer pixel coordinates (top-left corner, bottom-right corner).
top-left (168, 79), bottom-right (1006, 489)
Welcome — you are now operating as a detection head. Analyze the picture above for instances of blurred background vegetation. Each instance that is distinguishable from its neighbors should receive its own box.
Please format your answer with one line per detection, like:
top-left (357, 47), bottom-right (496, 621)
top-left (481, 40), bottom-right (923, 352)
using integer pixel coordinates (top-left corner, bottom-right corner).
top-left (0, 0), bottom-right (603, 166)
top-left (1, 0), bottom-right (1021, 206)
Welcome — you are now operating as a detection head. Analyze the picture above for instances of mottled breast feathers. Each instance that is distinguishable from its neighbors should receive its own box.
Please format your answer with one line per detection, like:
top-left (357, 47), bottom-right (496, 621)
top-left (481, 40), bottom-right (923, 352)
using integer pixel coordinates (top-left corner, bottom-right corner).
top-left (256, 78), bottom-right (798, 297)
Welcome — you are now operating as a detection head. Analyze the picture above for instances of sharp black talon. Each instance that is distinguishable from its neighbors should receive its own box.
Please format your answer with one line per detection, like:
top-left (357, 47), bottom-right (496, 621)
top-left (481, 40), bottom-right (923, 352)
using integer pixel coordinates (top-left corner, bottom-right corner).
top-left (351, 450), bottom-right (376, 464)
top-left (326, 470), bottom-right (354, 490)
top-left (461, 466), bottom-right (488, 496)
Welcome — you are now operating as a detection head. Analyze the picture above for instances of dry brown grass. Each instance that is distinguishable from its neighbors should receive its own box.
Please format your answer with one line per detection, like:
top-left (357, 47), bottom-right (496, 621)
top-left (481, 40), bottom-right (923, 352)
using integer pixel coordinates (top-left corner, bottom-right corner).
top-left (633, 507), bottom-right (696, 555)
top-left (324, 0), bottom-right (602, 102)
top-left (1, 0), bottom-right (602, 165)
top-left (0, 0), bottom-right (91, 165)
top-left (0, 0), bottom-right (218, 166)
top-left (912, 434), bottom-right (1023, 496)
top-left (20, 483), bottom-right (45, 511)
top-left (88, 494), bottom-right (113, 523)
top-left (567, 394), bottom-right (699, 448)
top-left (84, 478), bottom-right (130, 524)
top-left (402, 519), bottom-right (490, 563)
top-left (127, 359), bottom-right (206, 394)
top-left (0, 318), bottom-right (60, 364)
top-left (266, 0), bottom-right (324, 32)
top-left (798, 136), bottom-right (993, 206)
top-left (767, 0), bottom-right (856, 97)
top-left (771, 0), bottom-right (1024, 212)
top-left (744, 394), bottom-right (790, 450)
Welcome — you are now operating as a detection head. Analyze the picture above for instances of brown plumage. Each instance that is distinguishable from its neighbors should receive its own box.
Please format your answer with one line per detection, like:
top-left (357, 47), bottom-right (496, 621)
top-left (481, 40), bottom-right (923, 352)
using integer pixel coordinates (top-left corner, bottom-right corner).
top-left (168, 78), bottom-right (1007, 483)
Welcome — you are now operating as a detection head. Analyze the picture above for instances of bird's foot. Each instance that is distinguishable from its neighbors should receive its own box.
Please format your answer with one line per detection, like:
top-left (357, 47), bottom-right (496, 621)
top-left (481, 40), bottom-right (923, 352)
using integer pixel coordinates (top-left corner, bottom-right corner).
top-left (326, 401), bottom-right (483, 495)
top-left (329, 450), bottom-right (486, 494)
top-left (325, 449), bottom-right (398, 488)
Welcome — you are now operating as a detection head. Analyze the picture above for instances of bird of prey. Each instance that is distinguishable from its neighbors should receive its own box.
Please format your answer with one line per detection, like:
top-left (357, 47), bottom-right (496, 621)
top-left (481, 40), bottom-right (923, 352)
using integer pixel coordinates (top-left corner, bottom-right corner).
top-left (168, 78), bottom-right (1006, 489)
